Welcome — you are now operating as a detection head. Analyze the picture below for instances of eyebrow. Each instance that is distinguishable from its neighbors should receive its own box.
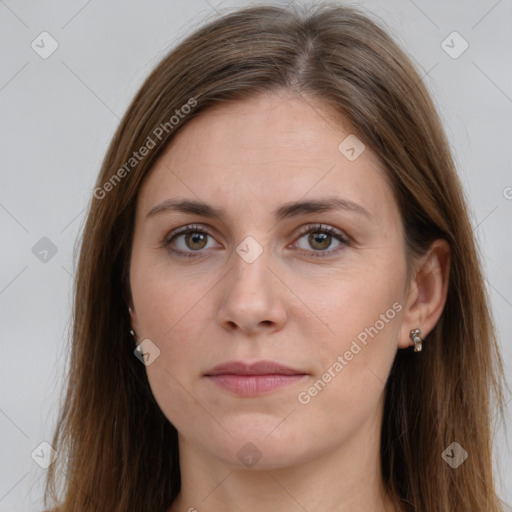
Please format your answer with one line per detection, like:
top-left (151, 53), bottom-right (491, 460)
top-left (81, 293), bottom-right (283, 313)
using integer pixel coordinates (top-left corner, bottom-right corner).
top-left (146, 196), bottom-right (372, 221)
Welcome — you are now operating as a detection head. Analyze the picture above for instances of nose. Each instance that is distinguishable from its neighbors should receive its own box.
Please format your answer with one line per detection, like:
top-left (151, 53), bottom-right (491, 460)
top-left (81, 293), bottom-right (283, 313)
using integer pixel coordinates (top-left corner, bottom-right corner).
top-left (216, 244), bottom-right (288, 336)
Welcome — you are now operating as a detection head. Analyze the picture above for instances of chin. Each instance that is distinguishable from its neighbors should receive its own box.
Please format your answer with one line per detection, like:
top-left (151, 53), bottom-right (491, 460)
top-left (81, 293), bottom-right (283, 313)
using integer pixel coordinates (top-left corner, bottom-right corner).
top-left (202, 420), bottom-right (314, 470)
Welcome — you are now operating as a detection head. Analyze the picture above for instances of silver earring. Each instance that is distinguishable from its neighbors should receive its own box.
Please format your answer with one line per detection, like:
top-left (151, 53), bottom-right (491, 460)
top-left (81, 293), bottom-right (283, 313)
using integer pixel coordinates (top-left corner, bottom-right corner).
top-left (129, 329), bottom-right (135, 336)
top-left (409, 328), bottom-right (423, 352)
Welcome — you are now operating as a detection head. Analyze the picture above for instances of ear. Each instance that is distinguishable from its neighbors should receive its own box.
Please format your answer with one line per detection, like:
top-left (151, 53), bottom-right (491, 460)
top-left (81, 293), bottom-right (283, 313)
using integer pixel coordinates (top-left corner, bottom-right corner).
top-left (129, 305), bottom-right (141, 340)
top-left (398, 239), bottom-right (451, 349)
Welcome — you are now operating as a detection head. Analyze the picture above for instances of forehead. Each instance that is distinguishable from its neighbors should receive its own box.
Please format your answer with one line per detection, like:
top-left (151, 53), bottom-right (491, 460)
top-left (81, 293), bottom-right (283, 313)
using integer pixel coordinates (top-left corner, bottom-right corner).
top-left (136, 91), bottom-right (397, 223)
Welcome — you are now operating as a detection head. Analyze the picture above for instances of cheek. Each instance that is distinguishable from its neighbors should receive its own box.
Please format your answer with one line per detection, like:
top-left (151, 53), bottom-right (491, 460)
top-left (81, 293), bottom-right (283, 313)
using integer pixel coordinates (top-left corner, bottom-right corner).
top-left (292, 252), bottom-right (405, 348)
top-left (134, 280), bottom-right (208, 380)
top-left (130, 248), bottom-right (204, 340)
top-left (293, 298), bottom-right (401, 446)
top-left (132, 270), bottom-right (211, 430)
top-left (130, 254), bottom-right (214, 384)
top-left (290, 258), bottom-right (403, 416)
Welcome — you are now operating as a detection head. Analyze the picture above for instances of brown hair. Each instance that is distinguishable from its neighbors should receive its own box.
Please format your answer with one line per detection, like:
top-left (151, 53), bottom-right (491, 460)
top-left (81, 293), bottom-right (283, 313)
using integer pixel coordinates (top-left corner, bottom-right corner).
top-left (44, 3), bottom-right (507, 511)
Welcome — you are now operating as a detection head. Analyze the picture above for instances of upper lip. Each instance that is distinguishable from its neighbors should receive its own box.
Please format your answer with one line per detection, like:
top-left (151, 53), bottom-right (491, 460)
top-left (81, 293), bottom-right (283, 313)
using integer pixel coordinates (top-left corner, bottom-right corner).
top-left (204, 360), bottom-right (307, 376)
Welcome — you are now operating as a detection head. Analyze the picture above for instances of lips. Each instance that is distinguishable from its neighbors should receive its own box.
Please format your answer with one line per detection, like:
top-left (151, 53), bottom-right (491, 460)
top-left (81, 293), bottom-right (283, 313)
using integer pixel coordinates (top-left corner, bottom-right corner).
top-left (205, 360), bottom-right (306, 376)
top-left (204, 360), bottom-right (308, 396)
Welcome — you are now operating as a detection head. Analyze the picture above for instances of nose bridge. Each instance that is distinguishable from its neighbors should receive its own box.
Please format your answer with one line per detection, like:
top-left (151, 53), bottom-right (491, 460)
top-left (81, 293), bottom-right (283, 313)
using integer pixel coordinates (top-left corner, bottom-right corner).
top-left (230, 235), bottom-right (271, 298)
top-left (217, 234), bottom-right (286, 333)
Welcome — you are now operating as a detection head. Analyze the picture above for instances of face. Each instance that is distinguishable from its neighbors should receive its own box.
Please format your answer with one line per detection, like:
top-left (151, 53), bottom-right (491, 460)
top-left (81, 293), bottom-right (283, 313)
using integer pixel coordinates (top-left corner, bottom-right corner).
top-left (129, 90), bottom-right (410, 469)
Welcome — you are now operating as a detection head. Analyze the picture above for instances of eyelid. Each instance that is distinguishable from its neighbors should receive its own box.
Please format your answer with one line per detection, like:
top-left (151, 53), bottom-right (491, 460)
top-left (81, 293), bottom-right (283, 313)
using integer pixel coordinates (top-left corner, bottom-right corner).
top-left (163, 223), bottom-right (211, 244)
top-left (290, 224), bottom-right (349, 258)
top-left (162, 223), bottom-right (221, 256)
top-left (294, 223), bottom-right (350, 243)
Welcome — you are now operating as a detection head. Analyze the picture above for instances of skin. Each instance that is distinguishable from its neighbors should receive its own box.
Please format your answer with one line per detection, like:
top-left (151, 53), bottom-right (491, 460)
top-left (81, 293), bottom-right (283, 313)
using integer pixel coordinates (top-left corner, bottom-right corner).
top-left (129, 90), bottom-right (450, 512)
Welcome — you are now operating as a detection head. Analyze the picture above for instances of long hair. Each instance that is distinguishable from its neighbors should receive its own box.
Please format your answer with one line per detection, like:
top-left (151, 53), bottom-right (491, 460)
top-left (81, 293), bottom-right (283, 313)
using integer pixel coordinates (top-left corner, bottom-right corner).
top-left (44, 3), bottom-right (507, 511)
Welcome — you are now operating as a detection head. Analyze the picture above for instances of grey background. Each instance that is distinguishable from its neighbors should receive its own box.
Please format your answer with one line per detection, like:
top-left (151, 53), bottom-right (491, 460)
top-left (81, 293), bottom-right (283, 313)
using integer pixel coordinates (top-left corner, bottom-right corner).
top-left (1, 0), bottom-right (511, 509)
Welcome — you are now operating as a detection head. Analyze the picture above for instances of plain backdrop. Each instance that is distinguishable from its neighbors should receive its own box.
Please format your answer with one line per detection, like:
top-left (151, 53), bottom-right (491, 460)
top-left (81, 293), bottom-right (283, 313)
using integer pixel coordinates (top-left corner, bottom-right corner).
top-left (1, 0), bottom-right (511, 510)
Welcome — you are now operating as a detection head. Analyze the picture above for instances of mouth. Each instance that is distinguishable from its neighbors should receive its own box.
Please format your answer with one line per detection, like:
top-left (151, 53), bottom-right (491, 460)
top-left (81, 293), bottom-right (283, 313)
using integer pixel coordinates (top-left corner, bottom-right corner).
top-left (204, 360), bottom-right (309, 396)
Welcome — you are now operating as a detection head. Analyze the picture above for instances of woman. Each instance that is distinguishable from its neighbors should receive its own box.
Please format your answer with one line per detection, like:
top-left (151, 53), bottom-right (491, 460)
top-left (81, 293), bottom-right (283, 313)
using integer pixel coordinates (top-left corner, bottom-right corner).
top-left (44, 3), bottom-right (507, 511)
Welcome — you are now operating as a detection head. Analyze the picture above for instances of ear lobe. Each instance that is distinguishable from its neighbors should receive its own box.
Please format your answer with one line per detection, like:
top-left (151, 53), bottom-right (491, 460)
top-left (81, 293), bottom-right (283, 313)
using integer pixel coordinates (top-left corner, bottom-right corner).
top-left (129, 305), bottom-right (140, 338)
top-left (398, 239), bottom-right (451, 349)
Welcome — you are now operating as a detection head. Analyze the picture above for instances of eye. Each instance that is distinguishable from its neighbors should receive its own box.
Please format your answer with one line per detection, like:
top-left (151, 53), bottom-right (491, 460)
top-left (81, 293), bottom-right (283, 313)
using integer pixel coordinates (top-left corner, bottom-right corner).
top-left (163, 223), bottom-right (349, 259)
top-left (163, 224), bottom-right (220, 257)
top-left (292, 224), bottom-right (348, 257)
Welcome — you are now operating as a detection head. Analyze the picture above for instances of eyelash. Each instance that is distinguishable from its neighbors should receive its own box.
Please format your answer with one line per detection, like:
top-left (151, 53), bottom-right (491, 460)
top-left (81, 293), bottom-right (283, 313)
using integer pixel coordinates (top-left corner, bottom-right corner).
top-left (162, 223), bottom-right (349, 259)
top-left (294, 225), bottom-right (349, 257)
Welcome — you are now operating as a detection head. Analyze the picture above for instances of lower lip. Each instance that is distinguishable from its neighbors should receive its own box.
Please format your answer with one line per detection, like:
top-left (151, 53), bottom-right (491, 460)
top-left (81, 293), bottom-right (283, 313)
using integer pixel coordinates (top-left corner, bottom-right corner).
top-left (206, 374), bottom-right (306, 396)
